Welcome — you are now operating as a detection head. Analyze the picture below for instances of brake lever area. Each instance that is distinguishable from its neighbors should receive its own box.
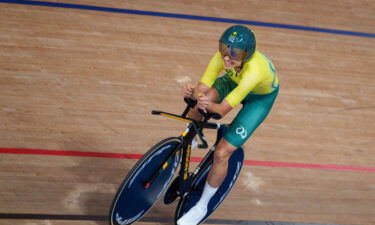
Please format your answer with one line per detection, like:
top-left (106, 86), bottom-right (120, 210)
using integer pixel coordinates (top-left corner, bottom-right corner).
top-left (184, 98), bottom-right (197, 108)
top-left (198, 108), bottom-right (222, 121)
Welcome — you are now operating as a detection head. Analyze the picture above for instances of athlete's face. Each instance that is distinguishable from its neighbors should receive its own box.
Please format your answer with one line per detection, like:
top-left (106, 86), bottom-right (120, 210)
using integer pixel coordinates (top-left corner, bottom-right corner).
top-left (219, 42), bottom-right (245, 69)
top-left (222, 55), bottom-right (242, 68)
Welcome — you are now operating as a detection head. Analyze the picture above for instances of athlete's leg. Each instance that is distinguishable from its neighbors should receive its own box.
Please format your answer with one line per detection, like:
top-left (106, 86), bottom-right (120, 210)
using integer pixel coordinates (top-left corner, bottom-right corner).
top-left (178, 90), bottom-right (279, 225)
top-left (177, 136), bottom-right (237, 225)
top-left (178, 118), bottom-right (237, 225)
top-left (207, 138), bottom-right (237, 187)
top-left (178, 78), bottom-right (234, 225)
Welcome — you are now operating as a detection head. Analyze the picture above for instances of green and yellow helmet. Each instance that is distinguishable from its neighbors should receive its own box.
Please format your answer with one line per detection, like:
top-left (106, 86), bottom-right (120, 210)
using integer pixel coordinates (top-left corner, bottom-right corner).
top-left (219, 25), bottom-right (256, 62)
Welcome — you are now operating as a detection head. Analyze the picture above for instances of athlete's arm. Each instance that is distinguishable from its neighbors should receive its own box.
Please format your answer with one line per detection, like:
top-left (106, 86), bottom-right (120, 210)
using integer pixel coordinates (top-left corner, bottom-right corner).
top-left (188, 52), bottom-right (224, 119)
top-left (181, 82), bottom-right (210, 99)
top-left (208, 99), bottom-right (233, 116)
top-left (225, 72), bottom-right (263, 108)
top-left (200, 52), bottom-right (224, 88)
top-left (183, 51), bottom-right (223, 99)
top-left (197, 94), bottom-right (233, 117)
top-left (195, 82), bottom-right (210, 95)
top-left (204, 71), bottom-right (263, 115)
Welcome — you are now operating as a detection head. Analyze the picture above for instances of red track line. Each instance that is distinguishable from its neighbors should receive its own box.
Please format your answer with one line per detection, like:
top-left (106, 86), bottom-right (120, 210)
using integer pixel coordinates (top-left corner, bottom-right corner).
top-left (1, 147), bottom-right (374, 172)
top-left (0, 148), bottom-right (141, 159)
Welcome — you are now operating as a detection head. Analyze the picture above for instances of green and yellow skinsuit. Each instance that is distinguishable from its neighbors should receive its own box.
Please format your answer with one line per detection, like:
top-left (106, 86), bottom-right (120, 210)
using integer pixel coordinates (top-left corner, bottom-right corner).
top-left (200, 51), bottom-right (279, 147)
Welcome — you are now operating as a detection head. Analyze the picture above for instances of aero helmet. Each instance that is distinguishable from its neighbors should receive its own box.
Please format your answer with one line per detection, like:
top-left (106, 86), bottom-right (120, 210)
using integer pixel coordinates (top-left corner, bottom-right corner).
top-left (219, 25), bottom-right (256, 62)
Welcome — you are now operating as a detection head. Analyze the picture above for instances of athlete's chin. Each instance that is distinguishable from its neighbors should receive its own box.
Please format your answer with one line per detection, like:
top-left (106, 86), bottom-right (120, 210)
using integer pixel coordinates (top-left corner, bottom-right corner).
top-left (224, 63), bottom-right (234, 69)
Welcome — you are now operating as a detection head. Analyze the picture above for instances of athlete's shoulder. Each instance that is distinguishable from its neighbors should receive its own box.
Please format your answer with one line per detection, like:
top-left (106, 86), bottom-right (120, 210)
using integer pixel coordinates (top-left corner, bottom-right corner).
top-left (244, 51), bottom-right (269, 69)
top-left (249, 51), bottom-right (268, 64)
top-left (212, 51), bottom-right (223, 61)
top-left (208, 51), bottom-right (224, 69)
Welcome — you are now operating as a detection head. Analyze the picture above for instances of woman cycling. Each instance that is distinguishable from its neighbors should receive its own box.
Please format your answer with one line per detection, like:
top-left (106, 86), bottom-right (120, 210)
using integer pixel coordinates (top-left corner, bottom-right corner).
top-left (177, 25), bottom-right (279, 225)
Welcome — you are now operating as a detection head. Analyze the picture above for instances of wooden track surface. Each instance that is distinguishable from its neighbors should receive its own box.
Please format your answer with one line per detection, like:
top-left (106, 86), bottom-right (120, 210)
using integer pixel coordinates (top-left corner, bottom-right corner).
top-left (0, 1), bottom-right (374, 225)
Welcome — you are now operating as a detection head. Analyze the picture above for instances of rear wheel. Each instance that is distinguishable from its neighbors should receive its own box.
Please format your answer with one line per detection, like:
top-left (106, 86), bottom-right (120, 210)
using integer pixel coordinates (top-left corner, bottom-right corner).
top-left (163, 175), bottom-right (181, 205)
top-left (109, 137), bottom-right (182, 225)
top-left (175, 147), bottom-right (244, 224)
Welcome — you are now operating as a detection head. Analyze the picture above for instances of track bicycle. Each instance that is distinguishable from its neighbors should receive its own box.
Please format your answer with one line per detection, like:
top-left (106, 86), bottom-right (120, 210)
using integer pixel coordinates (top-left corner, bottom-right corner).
top-left (109, 98), bottom-right (245, 225)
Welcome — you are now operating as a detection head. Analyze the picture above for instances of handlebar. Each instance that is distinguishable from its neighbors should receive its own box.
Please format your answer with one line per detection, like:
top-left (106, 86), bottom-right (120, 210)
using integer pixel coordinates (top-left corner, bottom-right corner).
top-left (183, 98), bottom-right (222, 120)
top-left (151, 98), bottom-right (223, 149)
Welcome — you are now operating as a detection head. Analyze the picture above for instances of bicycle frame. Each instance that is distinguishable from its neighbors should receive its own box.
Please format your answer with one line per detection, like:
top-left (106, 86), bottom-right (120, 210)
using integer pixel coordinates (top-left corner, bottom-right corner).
top-left (151, 102), bottom-right (225, 200)
top-left (109, 99), bottom-right (243, 225)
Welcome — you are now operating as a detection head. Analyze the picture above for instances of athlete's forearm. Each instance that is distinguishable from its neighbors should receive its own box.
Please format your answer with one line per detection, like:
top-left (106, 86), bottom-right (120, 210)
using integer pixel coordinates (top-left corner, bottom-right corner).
top-left (209, 99), bottom-right (233, 117)
top-left (195, 82), bottom-right (210, 96)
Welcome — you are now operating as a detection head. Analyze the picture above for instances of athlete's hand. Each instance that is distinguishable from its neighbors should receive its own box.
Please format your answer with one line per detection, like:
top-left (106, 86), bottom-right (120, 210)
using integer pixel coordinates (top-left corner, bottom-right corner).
top-left (196, 93), bottom-right (211, 113)
top-left (182, 84), bottom-right (195, 99)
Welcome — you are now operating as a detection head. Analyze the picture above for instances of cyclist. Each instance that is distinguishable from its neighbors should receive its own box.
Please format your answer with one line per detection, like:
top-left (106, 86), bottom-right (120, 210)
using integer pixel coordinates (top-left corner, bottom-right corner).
top-left (177, 25), bottom-right (279, 225)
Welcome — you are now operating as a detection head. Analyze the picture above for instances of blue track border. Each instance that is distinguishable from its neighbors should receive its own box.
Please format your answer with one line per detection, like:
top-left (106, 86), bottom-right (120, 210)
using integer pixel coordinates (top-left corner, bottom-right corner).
top-left (1, 0), bottom-right (375, 38)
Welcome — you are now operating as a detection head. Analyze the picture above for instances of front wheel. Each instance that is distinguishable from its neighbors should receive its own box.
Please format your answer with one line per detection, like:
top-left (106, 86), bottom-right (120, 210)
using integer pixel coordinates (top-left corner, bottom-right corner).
top-left (109, 137), bottom-right (182, 225)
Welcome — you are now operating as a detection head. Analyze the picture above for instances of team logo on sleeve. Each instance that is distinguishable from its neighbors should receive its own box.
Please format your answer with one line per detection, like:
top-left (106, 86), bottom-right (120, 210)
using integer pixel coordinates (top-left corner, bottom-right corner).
top-left (236, 125), bottom-right (247, 139)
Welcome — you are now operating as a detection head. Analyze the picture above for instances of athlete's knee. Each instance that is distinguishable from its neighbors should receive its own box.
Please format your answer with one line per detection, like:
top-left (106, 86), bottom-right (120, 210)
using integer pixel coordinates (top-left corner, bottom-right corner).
top-left (206, 87), bottom-right (219, 103)
top-left (213, 140), bottom-right (236, 164)
top-left (213, 150), bottom-right (230, 165)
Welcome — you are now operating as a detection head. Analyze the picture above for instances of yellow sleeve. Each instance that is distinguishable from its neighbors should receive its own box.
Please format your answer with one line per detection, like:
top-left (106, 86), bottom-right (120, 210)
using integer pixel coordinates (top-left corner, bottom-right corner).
top-left (200, 52), bottom-right (224, 87)
top-left (225, 72), bottom-right (263, 107)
